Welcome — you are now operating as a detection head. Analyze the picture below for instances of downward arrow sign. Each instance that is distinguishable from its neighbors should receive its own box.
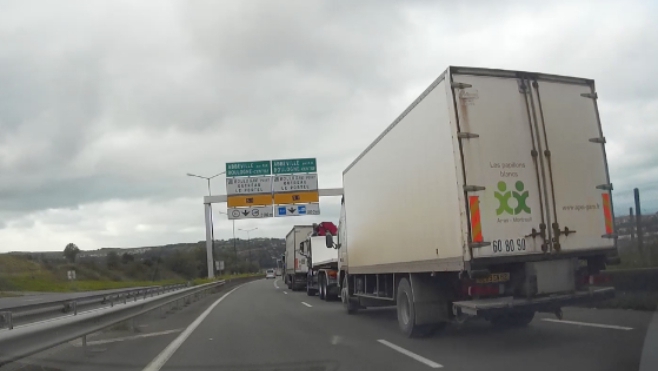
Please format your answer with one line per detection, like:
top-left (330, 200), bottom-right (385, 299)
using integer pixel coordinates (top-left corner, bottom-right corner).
top-left (242, 210), bottom-right (249, 216)
top-left (288, 207), bottom-right (296, 214)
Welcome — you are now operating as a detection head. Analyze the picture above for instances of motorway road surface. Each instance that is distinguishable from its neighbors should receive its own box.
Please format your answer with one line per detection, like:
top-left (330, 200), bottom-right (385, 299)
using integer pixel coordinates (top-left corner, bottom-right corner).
top-left (10, 278), bottom-right (656, 371)
top-left (0, 287), bottom-right (150, 309)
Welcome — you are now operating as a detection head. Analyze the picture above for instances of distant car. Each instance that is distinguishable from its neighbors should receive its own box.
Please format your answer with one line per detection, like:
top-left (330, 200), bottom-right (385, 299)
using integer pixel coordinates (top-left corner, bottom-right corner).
top-left (265, 269), bottom-right (275, 279)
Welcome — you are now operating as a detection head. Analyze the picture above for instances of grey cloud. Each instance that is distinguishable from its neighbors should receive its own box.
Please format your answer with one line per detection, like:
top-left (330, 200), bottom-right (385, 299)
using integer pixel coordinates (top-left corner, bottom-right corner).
top-left (0, 0), bottom-right (657, 251)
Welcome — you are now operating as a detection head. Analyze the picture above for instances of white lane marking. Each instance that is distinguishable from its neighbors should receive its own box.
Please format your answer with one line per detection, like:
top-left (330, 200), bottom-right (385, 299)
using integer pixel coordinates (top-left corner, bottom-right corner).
top-left (71, 329), bottom-right (183, 347)
top-left (283, 291), bottom-right (288, 295)
top-left (541, 318), bottom-right (633, 330)
top-left (301, 302), bottom-right (313, 308)
top-left (142, 285), bottom-right (243, 371)
top-left (377, 339), bottom-right (443, 369)
top-left (274, 280), bottom-right (280, 289)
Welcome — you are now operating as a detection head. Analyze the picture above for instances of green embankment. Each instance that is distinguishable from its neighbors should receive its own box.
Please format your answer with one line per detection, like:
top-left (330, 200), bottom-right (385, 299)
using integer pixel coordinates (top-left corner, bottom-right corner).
top-left (0, 254), bottom-right (263, 294)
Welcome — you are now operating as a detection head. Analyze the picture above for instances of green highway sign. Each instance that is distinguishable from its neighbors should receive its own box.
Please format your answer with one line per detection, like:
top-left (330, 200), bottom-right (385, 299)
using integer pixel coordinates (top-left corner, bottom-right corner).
top-left (226, 161), bottom-right (272, 177)
top-left (272, 158), bottom-right (317, 174)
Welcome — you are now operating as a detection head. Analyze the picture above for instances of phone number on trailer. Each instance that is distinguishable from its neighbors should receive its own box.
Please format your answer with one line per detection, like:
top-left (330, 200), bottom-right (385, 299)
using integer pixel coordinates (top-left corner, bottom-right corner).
top-left (492, 238), bottom-right (526, 253)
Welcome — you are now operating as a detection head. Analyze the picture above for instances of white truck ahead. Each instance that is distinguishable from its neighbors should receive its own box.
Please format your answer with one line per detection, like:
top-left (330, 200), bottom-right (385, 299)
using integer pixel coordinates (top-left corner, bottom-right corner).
top-left (331, 66), bottom-right (618, 337)
top-left (284, 225), bottom-right (313, 291)
top-left (301, 228), bottom-right (339, 300)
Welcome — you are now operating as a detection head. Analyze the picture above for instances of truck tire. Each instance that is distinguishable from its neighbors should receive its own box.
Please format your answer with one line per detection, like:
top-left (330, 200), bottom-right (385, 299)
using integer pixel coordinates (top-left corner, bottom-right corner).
top-left (319, 275), bottom-right (326, 300)
top-left (325, 282), bottom-right (337, 301)
top-left (396, 278), bottom-right (439, 338)
top-left (306, 275), bottom-right (316, 296)
top-left (342, 275), bottom-right (358, 314)
top-left (490, 311), bottom-right (535, 328)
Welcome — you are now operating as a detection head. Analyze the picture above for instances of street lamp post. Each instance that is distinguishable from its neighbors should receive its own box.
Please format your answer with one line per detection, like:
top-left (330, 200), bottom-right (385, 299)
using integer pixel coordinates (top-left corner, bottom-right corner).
top-left (217, 209), bottom-right (237, 273)
top-left (239, 227), bottom-right (258, 271)
top-left (187, 171), bottom-right (225, 278)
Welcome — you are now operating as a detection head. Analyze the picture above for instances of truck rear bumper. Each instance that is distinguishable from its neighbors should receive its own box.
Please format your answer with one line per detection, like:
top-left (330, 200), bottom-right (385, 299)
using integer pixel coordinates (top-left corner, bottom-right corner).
top-left (452, 287), bottom-right (615, 317)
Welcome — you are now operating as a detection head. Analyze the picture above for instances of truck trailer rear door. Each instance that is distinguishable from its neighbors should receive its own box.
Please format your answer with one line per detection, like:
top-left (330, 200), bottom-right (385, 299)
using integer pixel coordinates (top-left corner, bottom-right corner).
top-left (449, 70), bottom-right (548, 259)
top-left (528, 79), bottom-right (615, 253)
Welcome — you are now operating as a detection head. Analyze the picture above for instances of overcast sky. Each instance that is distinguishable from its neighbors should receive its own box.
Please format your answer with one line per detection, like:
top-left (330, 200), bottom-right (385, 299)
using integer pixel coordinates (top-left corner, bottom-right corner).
top-left (0, 0), bottom-right (656, 252)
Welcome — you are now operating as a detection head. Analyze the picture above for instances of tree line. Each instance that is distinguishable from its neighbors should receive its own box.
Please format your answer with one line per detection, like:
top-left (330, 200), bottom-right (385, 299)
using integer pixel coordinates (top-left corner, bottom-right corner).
top-left (60, 238), bottom-right (285, 280)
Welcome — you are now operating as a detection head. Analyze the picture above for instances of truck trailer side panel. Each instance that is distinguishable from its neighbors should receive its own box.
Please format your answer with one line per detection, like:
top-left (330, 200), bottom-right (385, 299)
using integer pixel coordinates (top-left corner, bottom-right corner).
top-left (285, 226), bottom-right (313, 274)
top-left (308, 236), bottom-right (337, 268)
top-left (343, 76), bottom-right (464, 273)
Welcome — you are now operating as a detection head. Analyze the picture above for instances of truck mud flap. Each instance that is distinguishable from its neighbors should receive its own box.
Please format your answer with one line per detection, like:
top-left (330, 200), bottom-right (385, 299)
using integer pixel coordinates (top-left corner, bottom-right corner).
top-left (452, 287), bottom-right (614, 317)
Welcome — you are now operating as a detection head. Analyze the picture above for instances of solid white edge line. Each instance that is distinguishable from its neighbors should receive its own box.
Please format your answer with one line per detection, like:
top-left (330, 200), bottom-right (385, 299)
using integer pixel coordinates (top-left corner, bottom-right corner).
top-left (377, 339), bottom-right (443, 369)
top-left (72, 329), bottom-right (183, 347)
top-left (301, 302), bottom-right (312, 308)
top-left (541, 318), bottom-right (633, 330)
top-left (141, 285), bottom-right (244, 371)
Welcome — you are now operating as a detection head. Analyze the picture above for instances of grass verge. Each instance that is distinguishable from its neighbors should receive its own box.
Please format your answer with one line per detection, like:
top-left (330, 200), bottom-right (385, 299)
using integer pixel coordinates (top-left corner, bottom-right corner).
top-left (587, 291), bottom-right (658, 311)
top-left (0, 278), bottom-right (185, 293)
top-left (2, 273), bottom-right (262, 293)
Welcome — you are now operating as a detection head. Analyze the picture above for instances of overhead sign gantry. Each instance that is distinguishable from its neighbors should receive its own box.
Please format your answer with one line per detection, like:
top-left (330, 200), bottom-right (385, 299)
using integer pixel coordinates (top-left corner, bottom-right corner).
top-left (201, 158), bottom-right (342, 278)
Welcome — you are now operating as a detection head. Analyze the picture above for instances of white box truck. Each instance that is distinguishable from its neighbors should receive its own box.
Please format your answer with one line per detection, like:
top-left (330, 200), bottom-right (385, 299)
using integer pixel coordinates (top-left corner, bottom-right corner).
top-left (284, 225), bottom-right (313, 291)
top-left (332, 66), bottom-right (618, 337)
top-left (301, 230), bottom-right (339, 300)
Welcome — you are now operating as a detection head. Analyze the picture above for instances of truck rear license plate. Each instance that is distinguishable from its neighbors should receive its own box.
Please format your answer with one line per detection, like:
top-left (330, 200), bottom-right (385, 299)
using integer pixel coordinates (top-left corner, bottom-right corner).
top-left (476, 272), bottom-right (510, 284)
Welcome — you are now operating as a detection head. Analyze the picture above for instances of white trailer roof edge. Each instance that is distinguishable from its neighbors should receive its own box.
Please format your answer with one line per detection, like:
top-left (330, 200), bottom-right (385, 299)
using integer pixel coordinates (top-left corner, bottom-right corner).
top-left (449, 66), bottom-right (595, 87)
top-left (285, 225), bottom-right (314, 238)
top-left (343, 66), bottom-right (597, 176)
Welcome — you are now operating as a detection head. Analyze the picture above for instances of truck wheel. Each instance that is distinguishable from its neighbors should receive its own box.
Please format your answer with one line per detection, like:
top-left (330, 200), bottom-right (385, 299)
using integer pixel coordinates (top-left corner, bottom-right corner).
top-left (319, 275), bottom-right (326, 300)
top-left (490, 311), bottom-right (535, 327)
top-left (397, 278), bottom-right (437, 338)
top-left (325, 283), bottom-right (337, 301)
top-left (342, 275), bottom-right (358, 314)
top-left (286, 276), bottom-right (292, 290)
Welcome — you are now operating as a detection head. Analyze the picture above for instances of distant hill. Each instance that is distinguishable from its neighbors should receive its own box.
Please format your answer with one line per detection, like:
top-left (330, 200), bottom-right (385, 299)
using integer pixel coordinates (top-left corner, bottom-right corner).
top-left (5, 238), bottom-right (285, 283)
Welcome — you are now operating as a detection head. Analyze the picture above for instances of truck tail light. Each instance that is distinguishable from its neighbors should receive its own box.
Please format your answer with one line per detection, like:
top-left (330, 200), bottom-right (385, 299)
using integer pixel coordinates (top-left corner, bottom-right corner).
top-left (466, 284), bottom-right (502, 297)
top-left (327, 270), bottom-right (338, 278)
top-left (588, 273), bottom-right (612, 285)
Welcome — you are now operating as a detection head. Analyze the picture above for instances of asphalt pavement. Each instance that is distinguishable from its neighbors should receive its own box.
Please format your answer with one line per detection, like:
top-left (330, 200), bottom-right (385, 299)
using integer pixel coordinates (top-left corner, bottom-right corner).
top-left (156, 278), bottom-right (655, 371)
top-left (5, 278), bottom-right (656, 371)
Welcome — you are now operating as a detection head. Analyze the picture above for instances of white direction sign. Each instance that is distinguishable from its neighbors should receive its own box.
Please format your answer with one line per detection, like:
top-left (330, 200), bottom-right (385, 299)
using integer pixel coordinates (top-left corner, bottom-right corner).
top-left (226, 176), bottom-right (273, 196)
top-left (228, 206), bottom-right (274, 220)
top-left (273, 174), bottom-right (319, 193)
top-left (274, 203), bottom-right (321, 217)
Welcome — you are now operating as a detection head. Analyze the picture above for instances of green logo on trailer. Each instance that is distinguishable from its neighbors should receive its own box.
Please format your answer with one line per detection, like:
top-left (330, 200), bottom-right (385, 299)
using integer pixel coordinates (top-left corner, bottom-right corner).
top-left (495, 181), bottom-right (531, 215)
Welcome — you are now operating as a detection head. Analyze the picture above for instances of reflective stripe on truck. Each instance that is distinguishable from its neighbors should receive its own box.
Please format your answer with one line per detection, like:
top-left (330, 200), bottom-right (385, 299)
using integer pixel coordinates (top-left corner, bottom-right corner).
top-left (602, 193), bottom-right (613, 235)
top-left (469, 196), bottom-right (483, 243)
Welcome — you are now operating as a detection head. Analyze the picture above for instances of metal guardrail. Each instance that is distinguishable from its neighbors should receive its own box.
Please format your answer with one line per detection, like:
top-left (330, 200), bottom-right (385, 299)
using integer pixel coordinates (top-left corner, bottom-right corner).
top-left (0, 283), bottom-right (189, 329)
top-left (0, 280), bottom-right (227, 366)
